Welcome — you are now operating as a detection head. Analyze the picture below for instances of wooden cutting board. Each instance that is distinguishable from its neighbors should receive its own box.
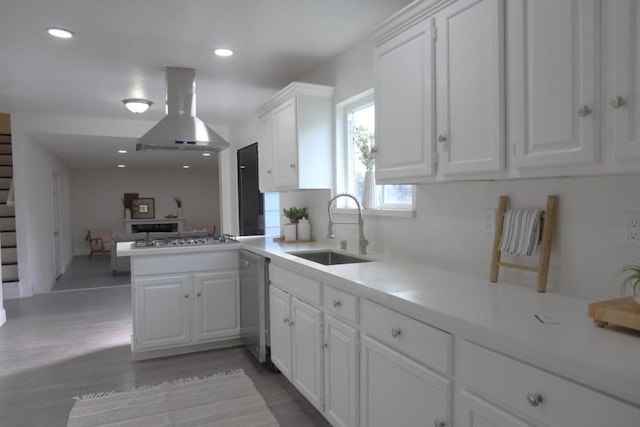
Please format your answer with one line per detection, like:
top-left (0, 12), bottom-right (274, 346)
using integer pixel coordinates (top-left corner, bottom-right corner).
top-left (588, 296), bottom-right (640, 331)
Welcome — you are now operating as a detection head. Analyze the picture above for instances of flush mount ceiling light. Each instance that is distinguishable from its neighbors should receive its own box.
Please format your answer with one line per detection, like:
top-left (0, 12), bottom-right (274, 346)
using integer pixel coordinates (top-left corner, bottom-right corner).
top-left (117, 164), bottom-right (126, 168)
top-left (214, 48), bottom-right (233, 57)
top-left (122, 98), bottom-right (152, 113)
top-left (183, 165), bottom-right (191, 169)
top-left (202, 152), bottom-right (211, 157)
top-left (117, 150), bottom-right (127, 154)
top-left (46, 27), bottom-right (75, 39)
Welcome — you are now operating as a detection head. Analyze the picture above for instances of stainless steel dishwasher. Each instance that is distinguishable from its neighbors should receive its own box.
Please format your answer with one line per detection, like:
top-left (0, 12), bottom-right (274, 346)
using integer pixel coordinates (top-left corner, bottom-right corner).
top-left (239, 249), bottom-right (270, 364)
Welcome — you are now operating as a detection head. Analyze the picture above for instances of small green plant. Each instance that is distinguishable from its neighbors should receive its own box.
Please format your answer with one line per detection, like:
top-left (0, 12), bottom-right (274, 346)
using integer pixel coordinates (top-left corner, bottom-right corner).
top-left (283, 207), bottom-right (308, 223)
top-left (620, 264), bottom-right (640, 298)
top-left (173, 196), bottom-right (182, 208)
top-left (353, 125), bottom-right (375, 171)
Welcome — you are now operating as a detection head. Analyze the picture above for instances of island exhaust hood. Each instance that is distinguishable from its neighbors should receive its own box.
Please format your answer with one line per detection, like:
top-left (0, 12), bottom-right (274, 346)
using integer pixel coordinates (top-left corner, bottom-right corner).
top-left (137, 67), bottom-right (230, 152)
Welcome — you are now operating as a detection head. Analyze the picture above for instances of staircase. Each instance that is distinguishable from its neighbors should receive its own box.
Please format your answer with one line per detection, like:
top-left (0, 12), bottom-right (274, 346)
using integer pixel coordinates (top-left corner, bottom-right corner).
top-left (0, 133), bottom-right (18, 289)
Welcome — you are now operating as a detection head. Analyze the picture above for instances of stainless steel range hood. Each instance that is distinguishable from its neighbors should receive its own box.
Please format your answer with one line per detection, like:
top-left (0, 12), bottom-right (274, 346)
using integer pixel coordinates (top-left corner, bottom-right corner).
top-left (137, 67), bottom-right (229, 152)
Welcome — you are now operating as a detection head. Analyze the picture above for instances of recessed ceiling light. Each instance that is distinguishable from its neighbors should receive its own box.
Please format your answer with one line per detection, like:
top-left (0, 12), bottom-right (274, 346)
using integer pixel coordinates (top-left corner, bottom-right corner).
top-left (46, 27), bottom-right (75, 39)
top-left (118, 150), bottom-right (127, 154)
top-left (202, 152), bottom-right (211, 157)
top-left (214, 48), bottom-right (234, 57)
top-left (122, 98), bottom-right (152, 113)
top-left (117, 164), bottom-right (126, 168)
top-left (183, 165), bottom-right (191, 169)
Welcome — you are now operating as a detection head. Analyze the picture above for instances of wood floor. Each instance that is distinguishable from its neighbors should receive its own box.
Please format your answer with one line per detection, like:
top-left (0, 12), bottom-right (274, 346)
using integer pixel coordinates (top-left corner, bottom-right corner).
top-left (51, 255), bottom-right (130, 291)
top-left (0, 286), bottom-right (329, 426)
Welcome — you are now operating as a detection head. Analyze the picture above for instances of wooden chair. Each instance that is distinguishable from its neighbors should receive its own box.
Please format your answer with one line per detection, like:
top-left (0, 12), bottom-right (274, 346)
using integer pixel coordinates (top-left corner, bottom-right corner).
top-left (86, 228), bottom-right (112, 259)
top-left (489, 195), bottom-right (558, 292)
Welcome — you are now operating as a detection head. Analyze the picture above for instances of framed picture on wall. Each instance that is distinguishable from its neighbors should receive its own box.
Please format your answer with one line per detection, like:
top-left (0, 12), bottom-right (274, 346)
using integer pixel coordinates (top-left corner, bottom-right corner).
top-left (132, 198), bottom-right (155, 219)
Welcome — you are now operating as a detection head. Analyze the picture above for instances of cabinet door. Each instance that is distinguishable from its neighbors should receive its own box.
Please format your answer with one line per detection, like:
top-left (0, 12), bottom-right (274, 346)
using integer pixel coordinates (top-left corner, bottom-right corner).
top-left (193, 272), bottom-right (240, 342)
top-left (509, 0), bottom-right (599, 169)
top-left (374, 18), bottom-right (436, 184)
top-left (291, 297), bottom-right (324, 411)
top-left (360, 336), bottom-right (450, 427)
top-left (257, 114), bottom-right (275, 192)
top-left (436, 0), bottom-right (505, 177)
top-left (269, 285), bottom-right (292, 378)
top-left (272, 97), bottom-right (298, 190)
top-left (611, 1), bottom-right (640, 162)
top-left (324, 316), bottom-right (359, 427)
top-left (458, 389), bottom-right (534, 427)
top-left (133, 274), bottom-right (191, 351)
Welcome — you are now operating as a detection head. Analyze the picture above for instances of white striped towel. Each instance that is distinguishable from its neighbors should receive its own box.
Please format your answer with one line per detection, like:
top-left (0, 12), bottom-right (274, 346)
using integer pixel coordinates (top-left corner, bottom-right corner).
top-left (498, 208), bottom-right (543, 256)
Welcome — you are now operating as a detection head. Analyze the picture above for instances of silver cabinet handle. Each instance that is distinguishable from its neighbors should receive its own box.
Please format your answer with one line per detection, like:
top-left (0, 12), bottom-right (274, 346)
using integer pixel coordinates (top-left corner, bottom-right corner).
top-left (611, 96), bottom-right (626, 109)
top-left (283, 317), bottom-right (289, 324)
top-left (434, 421), bottom-right (446, 427)
top-left (184, 294), bottom-right (189, 298)
top-left (577, 105), bottom-right (592, 117)
top-left (290, 163), bottom-right (296, 168)
top-left (333, 300), bottom-right (341, 308)
top-left (322, 343), bottom-right (328, 349)
top-left (391, 328), bottom-right (402, 338)
top-left (526, 392), bottom-right (543, 407)
top-left (438, 134), bottom-right (447, 143)
top-left (267, 169), bottom-right (272, 174)
top-left (288, 321), bottom-right (294, 327)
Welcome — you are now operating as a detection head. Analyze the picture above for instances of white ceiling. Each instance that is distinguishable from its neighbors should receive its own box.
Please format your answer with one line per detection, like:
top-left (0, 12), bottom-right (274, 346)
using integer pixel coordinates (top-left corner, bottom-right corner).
top-left (0, 0), bottom-right (412, 171)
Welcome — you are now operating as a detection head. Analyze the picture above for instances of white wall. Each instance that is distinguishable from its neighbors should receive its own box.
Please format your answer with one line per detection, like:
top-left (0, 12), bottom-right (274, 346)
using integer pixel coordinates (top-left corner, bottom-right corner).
top-left (71, 169), bottom-right (220, 255)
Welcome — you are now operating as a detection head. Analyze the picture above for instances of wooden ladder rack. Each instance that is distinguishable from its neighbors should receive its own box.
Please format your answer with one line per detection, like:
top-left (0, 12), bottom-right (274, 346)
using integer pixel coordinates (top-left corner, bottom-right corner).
top-left (489, 195), bottom-right (558, 293)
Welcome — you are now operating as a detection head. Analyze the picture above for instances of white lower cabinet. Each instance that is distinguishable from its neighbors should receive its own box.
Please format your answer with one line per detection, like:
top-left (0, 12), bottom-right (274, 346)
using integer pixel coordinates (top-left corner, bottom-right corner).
top-left (269, 284), bottom-right (324, 411)
top-left (193, 272), bottom-right (240, 342)
top-left (458, 340), bottom-right (640, 427)
top-left (324, 315), bottom-right (359, 427)
top-left (360, 335), bottom-right (450, 427)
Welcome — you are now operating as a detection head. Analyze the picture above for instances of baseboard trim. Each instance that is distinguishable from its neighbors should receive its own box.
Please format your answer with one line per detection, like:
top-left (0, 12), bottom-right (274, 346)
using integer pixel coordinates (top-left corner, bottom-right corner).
top-left (131, 338), bottom-right (243, 361)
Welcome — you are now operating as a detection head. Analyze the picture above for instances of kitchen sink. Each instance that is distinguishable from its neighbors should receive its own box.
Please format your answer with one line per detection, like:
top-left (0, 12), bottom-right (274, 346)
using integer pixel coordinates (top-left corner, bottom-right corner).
top-left (287, 250), bottom-right (372, 266)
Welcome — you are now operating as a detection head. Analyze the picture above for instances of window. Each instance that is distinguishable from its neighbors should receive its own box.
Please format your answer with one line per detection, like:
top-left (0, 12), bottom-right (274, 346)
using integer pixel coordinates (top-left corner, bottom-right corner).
top-left (336, 90), bottom-right (413, 212)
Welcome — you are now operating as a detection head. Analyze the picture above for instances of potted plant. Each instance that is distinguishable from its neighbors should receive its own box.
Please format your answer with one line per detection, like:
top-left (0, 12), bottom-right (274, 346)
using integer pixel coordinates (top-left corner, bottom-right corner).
top-left (620, 264), bottom-right (640, 304)
top-left (354, 125), bottom-right (376, 208)
top-left (282, 207), bottom-right (308, 241)
top-left (173, 196), bottom-right (183, 217)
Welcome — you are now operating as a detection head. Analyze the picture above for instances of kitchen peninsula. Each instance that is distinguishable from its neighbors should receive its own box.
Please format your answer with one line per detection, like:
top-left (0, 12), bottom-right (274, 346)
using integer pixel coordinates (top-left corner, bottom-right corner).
top-left (119, 239), bottom-right (241, 360)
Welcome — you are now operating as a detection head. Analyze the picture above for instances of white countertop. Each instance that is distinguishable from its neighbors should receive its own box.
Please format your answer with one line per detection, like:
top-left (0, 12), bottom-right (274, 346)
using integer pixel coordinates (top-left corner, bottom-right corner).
top-left (237, 236), bottom-right (640, 408)
top-left (119, 236), bottom-right (640, 407)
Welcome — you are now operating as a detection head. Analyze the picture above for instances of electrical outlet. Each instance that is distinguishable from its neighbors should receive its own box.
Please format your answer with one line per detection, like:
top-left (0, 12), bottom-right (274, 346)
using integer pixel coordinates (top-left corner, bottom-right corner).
top-left (484, 208), bottom-right (496, 233)
top-left (627, 212), bottom-right (640, 243)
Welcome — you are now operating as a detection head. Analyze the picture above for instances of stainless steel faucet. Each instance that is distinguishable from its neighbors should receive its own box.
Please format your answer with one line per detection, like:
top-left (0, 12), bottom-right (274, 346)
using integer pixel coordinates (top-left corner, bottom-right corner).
top-left (327, 193), bottom-right (368, 255)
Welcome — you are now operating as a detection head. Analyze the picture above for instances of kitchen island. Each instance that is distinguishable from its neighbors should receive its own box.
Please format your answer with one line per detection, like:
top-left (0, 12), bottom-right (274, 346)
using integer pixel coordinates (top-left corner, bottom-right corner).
top-left (119, 241), bottom-right (242, 360)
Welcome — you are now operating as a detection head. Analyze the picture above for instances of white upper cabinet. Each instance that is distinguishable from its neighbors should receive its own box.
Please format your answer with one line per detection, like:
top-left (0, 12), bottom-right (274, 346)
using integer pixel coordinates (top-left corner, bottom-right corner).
top-left (373, 18), bottom-right (437, 184)
top-left (435, 0), bottom-right (505, 178)
top-left (257, 82), bottom-right (334, 191)
top-left (610, 0), bottom-right (640, 164)
top-left (509, 0), bottom-right (600, 171)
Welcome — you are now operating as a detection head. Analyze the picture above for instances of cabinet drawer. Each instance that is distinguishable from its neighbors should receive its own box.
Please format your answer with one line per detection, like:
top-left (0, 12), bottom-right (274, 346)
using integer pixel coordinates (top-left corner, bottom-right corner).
top-left (362, 300), bottom-right (451, 375)
top-left (460, 341), bottom-right (640, 427)
top-left (324, 284), bottom-right (359, 324)
top-left (269, 264), bottom-right (322, 306)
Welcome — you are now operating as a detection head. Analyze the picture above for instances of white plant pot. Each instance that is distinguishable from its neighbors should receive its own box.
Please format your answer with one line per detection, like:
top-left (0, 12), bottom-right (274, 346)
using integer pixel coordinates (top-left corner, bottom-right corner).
top-left (177, 207), bottom-right (182, 218)
top-left (361, 170), bottom-right (377, 209)
top-left (297, 219), bottom-right (311, 241)
top-left (283, 223), bottom-right (297, 241)
top-left (124, 209), bottom-right (131, 220)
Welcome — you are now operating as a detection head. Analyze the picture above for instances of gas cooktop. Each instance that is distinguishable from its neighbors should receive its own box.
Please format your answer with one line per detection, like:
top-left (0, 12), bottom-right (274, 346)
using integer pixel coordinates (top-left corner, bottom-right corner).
top-left (131, 234), bottom-right (237, 248)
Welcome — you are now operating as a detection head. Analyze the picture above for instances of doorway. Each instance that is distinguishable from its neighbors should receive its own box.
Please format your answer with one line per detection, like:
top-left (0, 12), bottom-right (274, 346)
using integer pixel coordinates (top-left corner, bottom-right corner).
top-left (237, 143), bottom-right (264, 236)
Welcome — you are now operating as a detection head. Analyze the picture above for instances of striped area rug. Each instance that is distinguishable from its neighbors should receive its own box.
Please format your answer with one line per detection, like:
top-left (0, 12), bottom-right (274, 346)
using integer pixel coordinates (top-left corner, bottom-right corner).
top-left (67, 369), bottom-right (279, 427)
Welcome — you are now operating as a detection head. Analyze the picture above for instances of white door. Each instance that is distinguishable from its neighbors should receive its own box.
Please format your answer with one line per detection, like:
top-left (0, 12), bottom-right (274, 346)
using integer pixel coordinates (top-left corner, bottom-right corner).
top-left (133, 274), bottom-right (191, 351)
top-left (509, 0), bottom-right (599, 169)
top-left (257, 114), bottom-right (275, 192)
top-left (51, 172), bottom-right (62, 279)
top-left (324, 315), bottom-right (359, 427)
top-left (272, 97), bottom-right (298, 189)
top-left (374, 18), bottom-right (436, 184)
top-left (611, 0), bottom-right (640, 162)
top-left (436, 0), bottom-right (505, 177)
top-left (360, 336), bottom-right (450, 427)
top-left (269, 285), bottom-right (292, 378)
top-left (291, 297), bottom-right (324, 411)
top-left (458, 389), bottom-right (535, 427)
top-left (193, 272), bottom-right (240, 342)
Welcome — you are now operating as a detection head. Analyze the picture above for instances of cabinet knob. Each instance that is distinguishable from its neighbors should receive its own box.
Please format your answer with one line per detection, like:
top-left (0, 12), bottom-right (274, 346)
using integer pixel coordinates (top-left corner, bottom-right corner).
top-left (438, 134), bottom-right (448, 143)
top-left (526, 392), bottom-right (543, 407)
top-left (290, 163), bottom-right (296, 168)
top-left (611, 96), bottom-right (626, 109)
top-left (283, 317), bottom-right (289, 324)
top-left (184, 294), bottom-right (189, 298)
top-left (391, 328), bottom-right (402, 338)
top-left (322, 343), bottom-right (328, 349)
top-left (333, 300), bottom-right (341, 308)
top-left (267, 169), bottom-right (272, 174)
top-left (434, 420), bottom-right (446, 427)
top-left (197, 292), bottom-right (202, 297)
top-left (577, 105), bottom-right (592, 117)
